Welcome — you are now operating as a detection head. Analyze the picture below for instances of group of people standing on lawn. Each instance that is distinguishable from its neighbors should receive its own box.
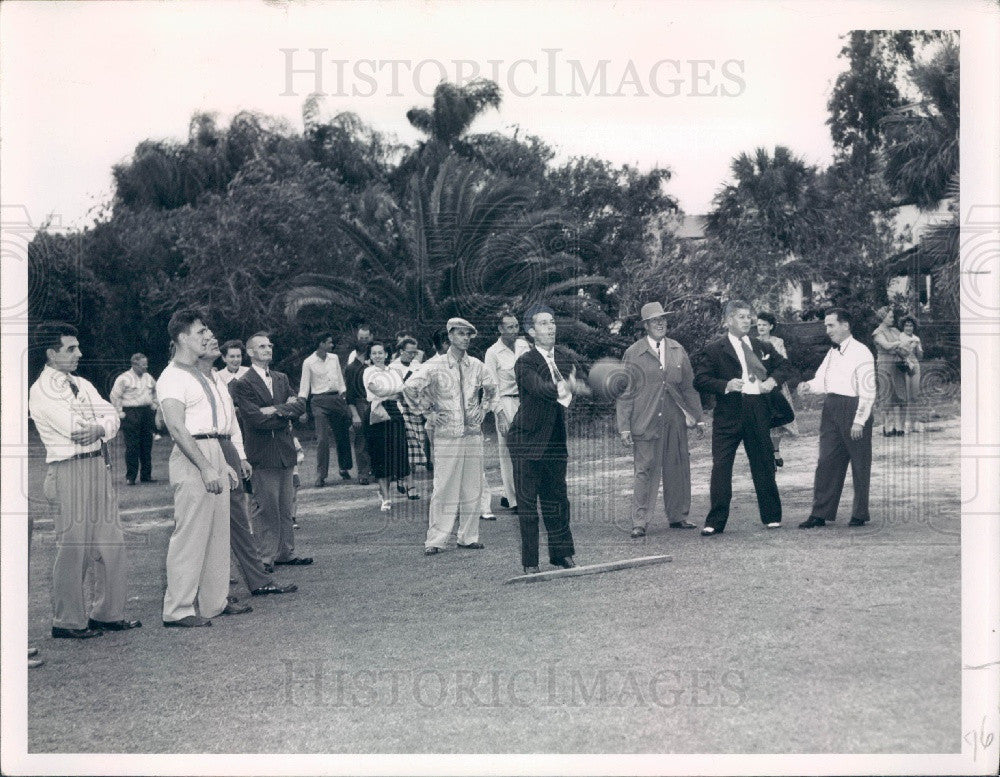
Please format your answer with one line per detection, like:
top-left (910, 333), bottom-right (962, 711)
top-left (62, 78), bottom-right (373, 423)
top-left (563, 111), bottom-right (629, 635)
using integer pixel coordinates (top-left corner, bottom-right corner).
top-left (26, 296), bottom-right (926, 658)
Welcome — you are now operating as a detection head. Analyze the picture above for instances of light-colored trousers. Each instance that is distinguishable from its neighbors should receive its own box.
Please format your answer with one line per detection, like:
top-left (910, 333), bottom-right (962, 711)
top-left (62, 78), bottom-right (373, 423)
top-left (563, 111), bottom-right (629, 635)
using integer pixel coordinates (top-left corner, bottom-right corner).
top-left (163, 439), bottom-right (230, 622)
top-left (493, 396), bottom-right (519, 507)
top-left (44, 457), bottom-right (126, 630)
top-left (251, 466), bottom-right (296, 565)
top-left (426, 434), bottom-right (484, 549)
top-left (631, 402), bottom-right (692, 528)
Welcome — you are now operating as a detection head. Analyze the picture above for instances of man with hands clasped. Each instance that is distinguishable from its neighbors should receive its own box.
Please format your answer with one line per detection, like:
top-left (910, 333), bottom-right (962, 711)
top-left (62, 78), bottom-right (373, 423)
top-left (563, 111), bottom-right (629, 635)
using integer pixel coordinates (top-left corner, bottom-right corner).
top-left (156, 310), bottom-right (240, 628)
top-left (693, 300), bottom-right (793, 535)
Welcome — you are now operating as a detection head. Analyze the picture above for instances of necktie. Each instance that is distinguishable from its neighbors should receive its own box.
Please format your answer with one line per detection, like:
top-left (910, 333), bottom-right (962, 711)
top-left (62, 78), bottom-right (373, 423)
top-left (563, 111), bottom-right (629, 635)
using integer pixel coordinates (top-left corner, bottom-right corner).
top-left (456, 358), bottom-right (468, 427)
top-left (67, 377), bottom-right (79, 398)
top-left (740, 339), bottom-right (768, 383)
top-left (656, 340), bottom-right (663, 369)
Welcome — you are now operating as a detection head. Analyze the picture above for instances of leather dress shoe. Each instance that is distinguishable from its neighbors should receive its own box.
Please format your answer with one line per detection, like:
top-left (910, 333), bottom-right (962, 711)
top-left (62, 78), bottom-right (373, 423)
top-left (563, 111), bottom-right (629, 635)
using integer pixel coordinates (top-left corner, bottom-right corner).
top-left (457, 542), bottom-right (485, 549)
top-left (140, 478), bottom-right (158, 483)
top-left (552, 557), bottom-right (576, 569)
top-left (52, 626), bottom-right (103, 639)
top-left (479, 513), bottom-right (496, 521)
top-left (220, 602), bottom-right (253, 616)
top-left (669, 520), bottom-right (697, 529)
top-left (126, 478), bottom-right (136, 486)
top-left (848, 517), bottom-right (870, 526)
top-left (523, 566), bottom-right (541, 574)
top-left (29, 659), bottom-right (45, 668)
top-left (500, 497), bottom-right (510, 509)
top-left (424, 547), bottom-right (441, 555)
top-left (274, 557), bottom-right (313, 565)
top-left (798, 517), bottom-right (826, 528)
top-left (358, 477), bottom-right (371, 486)
top-left (314, 478), bottom-right (326, 488)
top-left (263, 563), bottom-right (274, 573)
top-left (28, 647), bottom-right (39, 657)
top-left (339, 469), bottom-right (351, 480)
top-left (87, 618), bottom-right (142, 631)
top-left (774, 456), bottom-right (784, 468)
top-left (700, 526), bottom-right (718, 536)
top-left (251, 583), bottom-right (298, 596)
top-left (163, 615), bottom-right (212, 628)
top-left (630, 527), bottom-right (646, 538)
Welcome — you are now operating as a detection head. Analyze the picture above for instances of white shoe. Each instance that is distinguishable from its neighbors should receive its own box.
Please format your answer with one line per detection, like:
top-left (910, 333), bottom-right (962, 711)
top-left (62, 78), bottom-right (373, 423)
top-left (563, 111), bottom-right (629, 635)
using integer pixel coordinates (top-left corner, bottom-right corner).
top-left (701, 526), bottom-right (716, 536)
top-left (380, 500), bottom-right (391, 512)
top-left (766, 522), bottom-right (781, 528)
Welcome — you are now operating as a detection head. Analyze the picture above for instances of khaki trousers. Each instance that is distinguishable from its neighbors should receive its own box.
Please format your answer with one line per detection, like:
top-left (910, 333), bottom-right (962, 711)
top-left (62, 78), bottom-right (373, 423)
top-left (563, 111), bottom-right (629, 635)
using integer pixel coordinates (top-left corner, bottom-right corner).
top-left (425, 435), bottom-right (484, 549)
top-left (162, 439), bottom-right (230, 622)
top-left (493, 396), bottom-right (519, 507)
top-left (44, 457), bottom-right (126, 630)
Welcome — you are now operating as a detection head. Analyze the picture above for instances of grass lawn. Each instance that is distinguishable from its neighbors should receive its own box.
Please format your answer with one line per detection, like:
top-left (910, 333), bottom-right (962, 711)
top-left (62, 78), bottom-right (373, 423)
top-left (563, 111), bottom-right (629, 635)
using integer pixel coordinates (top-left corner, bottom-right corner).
top-left (26, 400), bottom-right (961, 753)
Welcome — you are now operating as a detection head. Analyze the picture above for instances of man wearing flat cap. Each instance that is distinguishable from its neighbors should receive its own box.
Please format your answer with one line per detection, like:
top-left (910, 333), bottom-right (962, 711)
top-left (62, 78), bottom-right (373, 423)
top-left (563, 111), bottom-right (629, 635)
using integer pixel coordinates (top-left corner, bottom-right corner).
top-left (617, 302), bottom-right (703, 538)
top-left (404, 318), bottom-right (498, 556)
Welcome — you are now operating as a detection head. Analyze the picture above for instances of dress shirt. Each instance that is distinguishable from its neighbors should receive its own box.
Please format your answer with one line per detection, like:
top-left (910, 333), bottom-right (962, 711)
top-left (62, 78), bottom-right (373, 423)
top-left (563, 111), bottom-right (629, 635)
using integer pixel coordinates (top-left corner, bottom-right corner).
top-left (363, 365), bottom-right (406, 403)
top-left (727, 333), bottom-right (762, 395)
top-left (109, 369), bottom-right (157, 410)
top-left (535, 345), bottom-right (572, 408)
top-left (156, 362), bottom-right (231, 436)
top-left (210, 370), bottom-right (247, 460)
top-left (646, 336), bottom-right (667, 370)
top-left (805, 336), bottom-right (876, 425)
top-left (29, 366), bottom-right (121, 463)
top-left (251, 364), bottom-right (274, 397)
top-left (403, 351), bottom-right (498, 438)
top-left (484, 337), bottom-right (531, 403)
top-left (214, 365), bottom-right (249, 386)
top-left (298, 352), bottom-right (346, 397)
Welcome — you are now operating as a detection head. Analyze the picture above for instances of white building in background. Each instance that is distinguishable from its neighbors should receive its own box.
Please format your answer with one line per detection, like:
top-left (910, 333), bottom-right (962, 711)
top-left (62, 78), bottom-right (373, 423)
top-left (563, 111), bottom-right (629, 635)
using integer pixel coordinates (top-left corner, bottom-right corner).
top-left (671, 200), bottom-right (954, 315)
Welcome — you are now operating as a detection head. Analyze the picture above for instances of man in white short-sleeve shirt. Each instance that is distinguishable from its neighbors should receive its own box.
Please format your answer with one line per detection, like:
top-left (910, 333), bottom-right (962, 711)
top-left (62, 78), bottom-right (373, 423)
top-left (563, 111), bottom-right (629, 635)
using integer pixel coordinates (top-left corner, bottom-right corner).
top-left (157, 309), bottom-right (240, 628)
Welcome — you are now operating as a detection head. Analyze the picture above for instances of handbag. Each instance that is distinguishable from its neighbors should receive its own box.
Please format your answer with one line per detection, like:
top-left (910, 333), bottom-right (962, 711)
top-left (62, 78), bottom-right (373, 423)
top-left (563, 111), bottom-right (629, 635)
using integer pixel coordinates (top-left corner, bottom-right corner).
top-left (897, 361), bottom-right (916, 376)
top-left (369, 400), bottom-right (390, 424)
top-left (766, 389), bottom-right (795, 429)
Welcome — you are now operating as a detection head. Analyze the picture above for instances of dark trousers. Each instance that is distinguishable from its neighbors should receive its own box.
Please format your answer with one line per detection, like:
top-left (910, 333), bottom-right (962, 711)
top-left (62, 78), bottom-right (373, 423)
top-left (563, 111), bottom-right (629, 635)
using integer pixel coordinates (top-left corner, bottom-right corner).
top-left (350, 400), bottom-right (372, 479)
top-left (220, 439), bottom-right (272, 591)
top-left (121, 406), bottom-right (155, 481)
top-left (513, 448), bottom-right (574, 568)
top-left (251, 467), bottom-right (296, 565)
top-left (311, 393), bottom-right (352, 479)
top-left (705, 395), bottom-right (781, 531)
top-left (810, 394), bottom-right (873, 522)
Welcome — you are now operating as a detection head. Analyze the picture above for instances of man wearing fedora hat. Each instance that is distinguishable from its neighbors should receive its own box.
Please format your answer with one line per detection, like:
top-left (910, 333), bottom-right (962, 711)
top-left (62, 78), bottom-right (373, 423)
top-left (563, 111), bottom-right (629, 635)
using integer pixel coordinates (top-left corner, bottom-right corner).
top-left (617, 302), bottom-right (703, 537)
top-left (404, 317), bottom-right (498, 555)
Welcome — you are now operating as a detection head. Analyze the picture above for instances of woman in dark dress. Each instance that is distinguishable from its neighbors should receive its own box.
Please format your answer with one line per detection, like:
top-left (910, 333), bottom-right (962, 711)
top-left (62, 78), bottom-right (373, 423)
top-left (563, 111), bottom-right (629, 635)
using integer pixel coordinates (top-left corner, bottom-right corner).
top-left (362, 341), bottom-right (412, 511)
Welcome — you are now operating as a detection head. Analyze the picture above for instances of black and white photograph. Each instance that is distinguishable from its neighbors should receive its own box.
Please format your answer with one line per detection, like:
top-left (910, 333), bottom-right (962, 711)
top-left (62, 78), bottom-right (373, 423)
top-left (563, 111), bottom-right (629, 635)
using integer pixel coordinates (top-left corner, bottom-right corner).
top-left (1, 1), bottom-right (998, 774)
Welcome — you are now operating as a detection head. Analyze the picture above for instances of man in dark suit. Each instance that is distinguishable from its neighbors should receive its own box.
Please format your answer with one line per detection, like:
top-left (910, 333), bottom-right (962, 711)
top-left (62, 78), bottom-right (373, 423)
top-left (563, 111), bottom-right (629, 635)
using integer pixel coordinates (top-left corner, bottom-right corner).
top-left (693, 300), bottom-right (794, 535)
top-left (507, 305), bottom-right (589, 574)
top-left (232, 332), bottom-right (311, 569)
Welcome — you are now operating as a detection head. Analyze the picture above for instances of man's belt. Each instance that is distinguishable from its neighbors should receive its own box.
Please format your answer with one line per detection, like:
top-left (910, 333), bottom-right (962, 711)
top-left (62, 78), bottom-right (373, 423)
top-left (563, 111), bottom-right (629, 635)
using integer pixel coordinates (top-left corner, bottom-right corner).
top-left (192, 433), bottom-right (230, 440)
top-left (312, 390), bottom-right (341, 396)
top-left (67, 448), bottom-right (103, 461)
top-left (501, 394), bottom-right (519, 398)
top-left (122, 404), bottom-right (154, 409)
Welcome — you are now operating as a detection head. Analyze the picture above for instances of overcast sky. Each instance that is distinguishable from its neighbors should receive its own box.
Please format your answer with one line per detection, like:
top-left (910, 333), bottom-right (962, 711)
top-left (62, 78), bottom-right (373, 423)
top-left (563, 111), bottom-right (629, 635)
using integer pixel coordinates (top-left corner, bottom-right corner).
top-left (0, 0), bottom-right (992, 234)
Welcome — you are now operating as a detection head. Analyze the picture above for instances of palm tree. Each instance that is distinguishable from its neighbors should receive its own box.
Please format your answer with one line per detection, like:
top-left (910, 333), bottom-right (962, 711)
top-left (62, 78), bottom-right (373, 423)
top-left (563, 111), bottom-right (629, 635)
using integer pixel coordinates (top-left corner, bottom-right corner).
top-left (405, 79), bottom-right (502, 148)
top-left (705, 146), bottom-right (826, 309)
top-left (283, 154), bottom-right (609, 350)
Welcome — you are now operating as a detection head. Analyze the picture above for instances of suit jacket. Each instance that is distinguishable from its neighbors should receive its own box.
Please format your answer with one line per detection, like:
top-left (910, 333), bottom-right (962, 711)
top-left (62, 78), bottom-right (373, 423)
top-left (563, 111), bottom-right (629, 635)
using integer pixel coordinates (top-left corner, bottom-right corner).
top-left (616, 337), bottom-right (702, 440)
top-left (507, 346), bottom-right (581, 462)
top-left (693, 335), bottom-right (793, 427)
top-left (231, 368), bottom-right (304, 469)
